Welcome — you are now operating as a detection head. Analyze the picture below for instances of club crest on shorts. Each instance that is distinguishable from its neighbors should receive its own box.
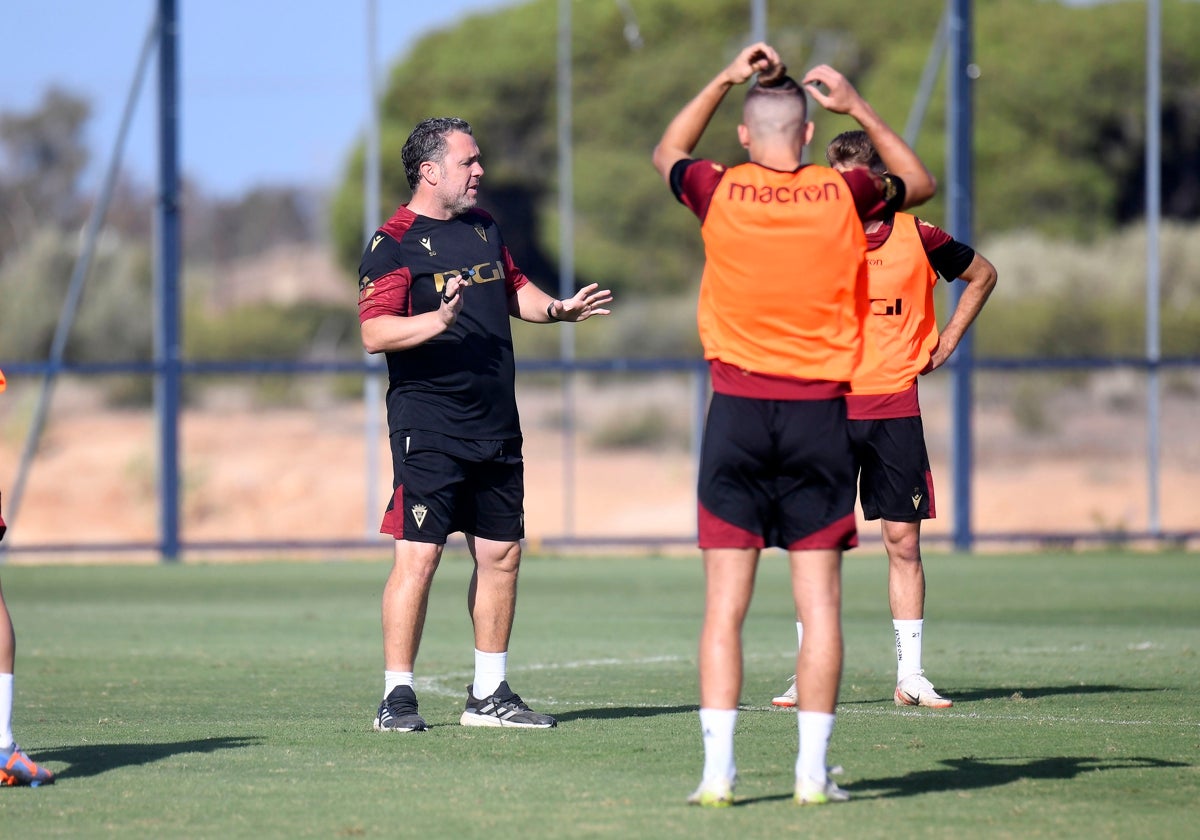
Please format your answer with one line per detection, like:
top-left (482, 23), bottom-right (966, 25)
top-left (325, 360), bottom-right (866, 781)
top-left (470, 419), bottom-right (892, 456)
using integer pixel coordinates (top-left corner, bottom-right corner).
top-left (411, 504), bottom-right (429, 528)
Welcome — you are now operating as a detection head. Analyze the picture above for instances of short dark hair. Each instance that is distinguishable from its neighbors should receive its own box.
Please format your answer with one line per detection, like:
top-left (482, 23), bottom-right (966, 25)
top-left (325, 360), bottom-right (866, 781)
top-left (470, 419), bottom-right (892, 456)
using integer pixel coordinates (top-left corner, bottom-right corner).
top-left (402, 117), bottom-right (473, 190)
top-left (825, 130), bottom-right (883, 172)
top-left (744, 75), bottom-right (808, 121)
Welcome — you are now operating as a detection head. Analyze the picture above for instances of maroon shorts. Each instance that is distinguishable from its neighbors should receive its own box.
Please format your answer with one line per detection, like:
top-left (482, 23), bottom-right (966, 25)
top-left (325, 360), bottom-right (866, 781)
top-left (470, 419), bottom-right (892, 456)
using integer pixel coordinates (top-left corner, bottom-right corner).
top-left (697, 393), bottom-right (857, 551)
top-left (848, 416), bottom-right (935, 522)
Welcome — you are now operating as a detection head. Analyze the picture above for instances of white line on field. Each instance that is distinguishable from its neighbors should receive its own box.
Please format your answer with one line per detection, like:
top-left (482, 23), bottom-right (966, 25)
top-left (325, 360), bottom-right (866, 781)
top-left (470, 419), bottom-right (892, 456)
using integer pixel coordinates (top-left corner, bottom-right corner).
top-left (827, 706), bottom-right (1199, 729)
top-left (523, 655), bottom-right (689, 670)
top-left (409, 655), bottom-right (1198, 727)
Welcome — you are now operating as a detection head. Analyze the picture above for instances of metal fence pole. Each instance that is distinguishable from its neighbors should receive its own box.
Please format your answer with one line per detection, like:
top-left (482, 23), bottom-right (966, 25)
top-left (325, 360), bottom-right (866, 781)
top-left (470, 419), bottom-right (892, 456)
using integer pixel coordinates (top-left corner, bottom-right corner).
top-left (557, 0), bottom-right (577, 536)
top-left (946, 0), bottom-right (975, 552)
top-left (1145, 0), bottom-right (1162, 536)
top-left (363, 0), bottom-right (383, 540)
top-left (750, 0), bottom-right (767, 42)
top-left (904, 10), bottom-right (948, 148)
top-left (154, 0), bottom-right (182, 562)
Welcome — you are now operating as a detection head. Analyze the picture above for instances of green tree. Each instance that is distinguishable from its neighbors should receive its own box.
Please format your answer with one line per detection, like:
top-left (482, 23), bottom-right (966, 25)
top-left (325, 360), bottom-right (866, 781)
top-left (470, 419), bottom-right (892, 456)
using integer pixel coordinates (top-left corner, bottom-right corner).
top-left (0, 229), bottom-right (153, 363)
top-left (331, 0), bottom-right (1200, 301)
top-left (0, 87), bottom-right (91, 262)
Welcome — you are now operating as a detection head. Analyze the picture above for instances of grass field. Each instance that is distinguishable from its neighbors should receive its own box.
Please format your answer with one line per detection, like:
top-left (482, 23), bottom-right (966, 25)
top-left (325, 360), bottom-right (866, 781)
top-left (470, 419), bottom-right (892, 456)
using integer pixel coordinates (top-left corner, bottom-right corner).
top-left (0, 550), bottom-right (1196, 838)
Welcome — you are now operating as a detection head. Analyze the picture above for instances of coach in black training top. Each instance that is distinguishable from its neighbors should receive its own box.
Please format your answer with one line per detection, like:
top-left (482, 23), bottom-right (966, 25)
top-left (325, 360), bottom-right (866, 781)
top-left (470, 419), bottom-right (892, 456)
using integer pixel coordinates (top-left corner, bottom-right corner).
top-left (358, 117), bottom-right (611, 733)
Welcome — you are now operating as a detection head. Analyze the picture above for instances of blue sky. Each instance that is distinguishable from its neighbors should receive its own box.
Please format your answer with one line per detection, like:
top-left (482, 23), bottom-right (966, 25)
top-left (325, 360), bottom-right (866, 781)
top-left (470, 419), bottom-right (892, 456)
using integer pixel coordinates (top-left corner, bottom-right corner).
top-left (1, 0), bottom-right (511, 197)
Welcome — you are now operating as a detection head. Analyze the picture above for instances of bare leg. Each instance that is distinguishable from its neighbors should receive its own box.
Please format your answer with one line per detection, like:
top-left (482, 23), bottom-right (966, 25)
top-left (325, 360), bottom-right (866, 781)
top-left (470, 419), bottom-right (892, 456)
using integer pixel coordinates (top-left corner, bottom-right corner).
top-left (1, 579), bottom-right (17, 750)
top-left (381, 539), bottom-right (443, 671)
top-left (884, 519), bottom-right (941, 691)
top-left (790, 549), bottom-right (843, 712)
top-left (699, 548), bottom-right (759, 709)
top-left (0, 580), bottom-right (13, 674)
top-left (1, 519), bottom-right (57, 783)
top-left (465, 535), bottom-right (521, 653)
top-left (883, 519), bottom-right (924, 620)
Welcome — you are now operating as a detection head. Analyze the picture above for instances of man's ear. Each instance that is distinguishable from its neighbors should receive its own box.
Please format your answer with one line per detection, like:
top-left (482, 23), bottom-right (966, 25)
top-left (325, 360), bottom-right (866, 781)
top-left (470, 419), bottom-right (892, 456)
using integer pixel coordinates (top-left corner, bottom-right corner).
top-left (737, 123), bottom-right (751, 150)
top-left (803, 121), bottom-right (815, 146)
top-left (420, 161), bottom-right (439, 185)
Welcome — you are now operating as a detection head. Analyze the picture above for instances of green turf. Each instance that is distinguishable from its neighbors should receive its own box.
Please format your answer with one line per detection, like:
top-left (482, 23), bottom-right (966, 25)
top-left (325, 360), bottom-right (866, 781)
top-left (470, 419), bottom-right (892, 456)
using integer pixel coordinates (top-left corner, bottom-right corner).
top-left (1, 551), bottom-right (1196, 838)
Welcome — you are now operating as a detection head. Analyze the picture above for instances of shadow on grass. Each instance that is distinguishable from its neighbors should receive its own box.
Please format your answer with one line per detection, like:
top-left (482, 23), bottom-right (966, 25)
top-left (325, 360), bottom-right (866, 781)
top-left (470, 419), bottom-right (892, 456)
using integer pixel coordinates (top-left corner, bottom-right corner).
top-left (840, 684), bottom-right (1163, 705)
top-left (933, 684), bottom-right (1164, 703)
top-left (553, 705), bottom-right (696, 722)
top-left (850, 755), bottom-right (1191, 800)
top-left (734, 755), bottom-right (1191, 806)
top-left (31, 736), bottom-right (261, 779)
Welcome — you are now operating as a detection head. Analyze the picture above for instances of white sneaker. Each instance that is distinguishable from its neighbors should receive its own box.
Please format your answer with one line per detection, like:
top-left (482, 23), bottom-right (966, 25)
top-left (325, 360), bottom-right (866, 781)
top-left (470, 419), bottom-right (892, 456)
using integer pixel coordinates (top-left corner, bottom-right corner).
top-left (772, 675), bottom-right (797, 707)
top-left (687, 777), bottom-right (735, 807)
top-left (895, 671), bottom-right (953, 708)
top-left (795, 776), bottom-right (850, 805)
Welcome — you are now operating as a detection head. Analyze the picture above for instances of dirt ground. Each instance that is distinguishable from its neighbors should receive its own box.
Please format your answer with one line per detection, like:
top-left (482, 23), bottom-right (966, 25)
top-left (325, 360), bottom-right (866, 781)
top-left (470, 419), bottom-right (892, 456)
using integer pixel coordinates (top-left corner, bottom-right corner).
top-left (1, 372), bottom-right (1198, 561)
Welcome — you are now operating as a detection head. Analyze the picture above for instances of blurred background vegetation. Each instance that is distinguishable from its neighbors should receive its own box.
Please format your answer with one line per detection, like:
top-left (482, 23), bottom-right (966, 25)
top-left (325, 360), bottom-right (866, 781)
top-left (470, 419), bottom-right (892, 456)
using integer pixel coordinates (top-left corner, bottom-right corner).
top-left (3, 0), bottom-right (1200, 405)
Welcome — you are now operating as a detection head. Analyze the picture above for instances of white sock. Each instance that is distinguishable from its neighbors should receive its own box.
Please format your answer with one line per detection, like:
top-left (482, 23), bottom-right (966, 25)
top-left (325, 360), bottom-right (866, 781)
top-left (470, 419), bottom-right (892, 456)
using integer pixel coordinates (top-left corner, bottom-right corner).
top-left (796, 710), bottom-right (835, 786)
top-left (699, 707), bottom-right (738, 783)
top-left (472, 649), bottom-right (507, 698)
top-left (893, 619), bottom-right (924, 681)
top-left (384, 670), bottom-right (414, 699)
top-left (0, 673), bottom-right (13, 749)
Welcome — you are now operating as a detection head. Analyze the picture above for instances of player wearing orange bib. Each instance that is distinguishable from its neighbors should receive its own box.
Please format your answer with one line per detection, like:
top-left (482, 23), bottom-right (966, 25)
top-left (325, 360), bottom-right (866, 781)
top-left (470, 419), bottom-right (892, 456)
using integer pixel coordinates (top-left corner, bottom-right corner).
top-left (653, 45), bottom-right (936, 808)
top-left (772, 130), bottom-right (997, 711)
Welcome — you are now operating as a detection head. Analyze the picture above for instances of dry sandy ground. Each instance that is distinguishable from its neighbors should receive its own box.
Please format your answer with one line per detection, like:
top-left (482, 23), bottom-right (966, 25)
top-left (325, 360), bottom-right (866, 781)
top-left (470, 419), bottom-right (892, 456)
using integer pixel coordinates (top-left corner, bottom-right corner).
top-left (1, 375), bottom-right (1198, 560)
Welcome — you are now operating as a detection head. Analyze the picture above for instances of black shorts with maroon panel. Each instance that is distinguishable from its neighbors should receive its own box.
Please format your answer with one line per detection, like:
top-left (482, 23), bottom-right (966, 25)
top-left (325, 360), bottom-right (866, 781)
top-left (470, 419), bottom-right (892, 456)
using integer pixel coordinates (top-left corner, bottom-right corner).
top-left (848, 415), bottom-right (935, 522)
top-left (698, 393), bottom-right (858, 551)
top-left (381, 429), bottom-right (525, 544)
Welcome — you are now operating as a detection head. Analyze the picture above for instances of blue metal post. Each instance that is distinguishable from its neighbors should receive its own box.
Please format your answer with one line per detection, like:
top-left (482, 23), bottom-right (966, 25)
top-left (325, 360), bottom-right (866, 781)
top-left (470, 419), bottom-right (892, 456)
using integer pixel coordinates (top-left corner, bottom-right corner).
top-left (155, 0), bottom-right (182, 561)
top-left (946, 0), bottom-right (974, 551)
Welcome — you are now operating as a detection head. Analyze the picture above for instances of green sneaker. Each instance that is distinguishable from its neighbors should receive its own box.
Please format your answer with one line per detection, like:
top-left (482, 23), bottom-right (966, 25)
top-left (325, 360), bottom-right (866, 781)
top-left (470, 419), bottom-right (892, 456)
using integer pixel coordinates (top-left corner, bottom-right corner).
top-left (795, 777), bottom-right (849, 805)
top-left (687, 777), bottom-right (735, 807)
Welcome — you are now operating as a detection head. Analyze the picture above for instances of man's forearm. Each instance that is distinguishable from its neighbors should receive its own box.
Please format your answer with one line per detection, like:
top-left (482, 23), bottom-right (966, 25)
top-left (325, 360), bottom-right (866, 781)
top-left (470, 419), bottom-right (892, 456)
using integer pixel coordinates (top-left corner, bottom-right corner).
top-left (848, 99), bottom-right (936, 208)
top-left (652, 74), bottom-right (735, 178)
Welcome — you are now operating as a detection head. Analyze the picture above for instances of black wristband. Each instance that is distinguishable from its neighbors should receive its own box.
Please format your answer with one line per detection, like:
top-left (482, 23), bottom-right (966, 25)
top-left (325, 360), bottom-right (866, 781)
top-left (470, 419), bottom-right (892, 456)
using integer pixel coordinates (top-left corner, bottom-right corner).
top-left (546, 301), bottom-right (559, 321)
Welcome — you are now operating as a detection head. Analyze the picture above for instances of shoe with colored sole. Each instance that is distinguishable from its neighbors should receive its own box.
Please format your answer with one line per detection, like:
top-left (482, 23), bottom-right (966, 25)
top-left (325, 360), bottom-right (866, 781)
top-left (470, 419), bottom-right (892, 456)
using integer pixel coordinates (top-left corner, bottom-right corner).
top-left (0, 744), bottom-right (55, 787)
top-left (795, 776), bottom-right (849, 805)
top-left (772, 674), bottom-right (797, 708)
top-left (460, 681), bottom-right (556, 728)
top-left (895, 671), bottom-right (953, 709)
top-left (687, 777), bottom-right (735, 807)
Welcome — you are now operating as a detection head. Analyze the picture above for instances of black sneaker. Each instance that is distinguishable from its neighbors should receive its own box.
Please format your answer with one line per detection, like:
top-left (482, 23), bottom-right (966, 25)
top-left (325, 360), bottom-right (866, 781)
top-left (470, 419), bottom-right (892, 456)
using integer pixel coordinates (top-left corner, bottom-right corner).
top-left (373, 685), bottom-right (428, 732)
top-left (460, 680), bottom-right (557, 728)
